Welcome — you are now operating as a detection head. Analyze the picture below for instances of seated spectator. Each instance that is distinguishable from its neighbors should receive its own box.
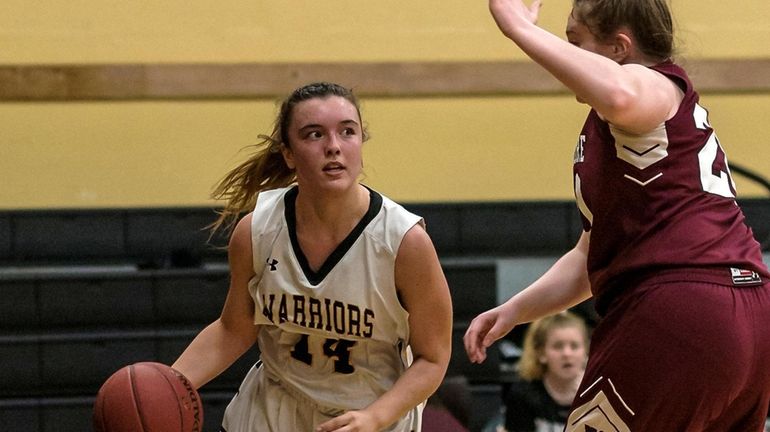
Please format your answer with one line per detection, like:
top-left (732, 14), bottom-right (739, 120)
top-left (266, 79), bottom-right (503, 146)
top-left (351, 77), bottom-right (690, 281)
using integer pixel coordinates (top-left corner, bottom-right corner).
top-left (503, 311), bottom-right (589, 432)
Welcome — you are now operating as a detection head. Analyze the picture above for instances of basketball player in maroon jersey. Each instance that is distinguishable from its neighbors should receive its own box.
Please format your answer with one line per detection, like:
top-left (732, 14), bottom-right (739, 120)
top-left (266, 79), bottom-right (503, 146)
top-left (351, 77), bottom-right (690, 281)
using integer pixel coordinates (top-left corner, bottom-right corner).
top-left (464, 0), bottom-right (770, 430)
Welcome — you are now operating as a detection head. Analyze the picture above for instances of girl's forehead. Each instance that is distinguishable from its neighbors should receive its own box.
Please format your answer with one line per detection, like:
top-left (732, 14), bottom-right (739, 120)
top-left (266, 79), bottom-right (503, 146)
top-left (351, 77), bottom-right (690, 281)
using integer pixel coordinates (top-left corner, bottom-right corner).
top-left (294, 96), bottom-right (355, 114)
top-left (291, 97), bottom-right (359, 124)
top-left (566, 14), bottom-right (589, 35)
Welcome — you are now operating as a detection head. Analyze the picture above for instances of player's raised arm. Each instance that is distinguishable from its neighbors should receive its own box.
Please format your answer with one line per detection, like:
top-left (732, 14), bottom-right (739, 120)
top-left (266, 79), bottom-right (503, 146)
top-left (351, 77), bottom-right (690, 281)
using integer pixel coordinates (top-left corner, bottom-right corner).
top-left (489, 0), bottom-right (681, 134)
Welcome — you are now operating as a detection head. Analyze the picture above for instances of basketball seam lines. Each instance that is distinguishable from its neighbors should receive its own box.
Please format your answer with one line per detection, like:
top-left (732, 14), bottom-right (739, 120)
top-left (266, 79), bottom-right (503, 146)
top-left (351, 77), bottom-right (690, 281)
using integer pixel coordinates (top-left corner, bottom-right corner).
top-left (153, 363), bottom-right (187, 431)
top-left (129, 365), bottom-right (149, 432)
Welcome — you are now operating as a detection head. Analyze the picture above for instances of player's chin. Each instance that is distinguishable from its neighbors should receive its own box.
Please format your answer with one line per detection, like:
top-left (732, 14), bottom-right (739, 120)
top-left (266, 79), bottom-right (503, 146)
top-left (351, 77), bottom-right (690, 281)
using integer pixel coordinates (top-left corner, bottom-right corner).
top-left (320, 175), bottom-right (358, 190)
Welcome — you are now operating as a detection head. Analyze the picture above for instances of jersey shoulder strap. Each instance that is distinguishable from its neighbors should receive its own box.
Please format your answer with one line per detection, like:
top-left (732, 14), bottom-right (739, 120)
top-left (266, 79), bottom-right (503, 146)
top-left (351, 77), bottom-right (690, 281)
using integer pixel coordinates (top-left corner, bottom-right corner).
top-left (249, 186), bottom-right (290, 284)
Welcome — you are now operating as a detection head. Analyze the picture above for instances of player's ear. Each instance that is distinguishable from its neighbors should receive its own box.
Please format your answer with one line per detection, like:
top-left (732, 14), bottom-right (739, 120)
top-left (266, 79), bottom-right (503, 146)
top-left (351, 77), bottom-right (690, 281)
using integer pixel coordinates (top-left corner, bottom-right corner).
top-left (610, 31), bottom-right (632, 63)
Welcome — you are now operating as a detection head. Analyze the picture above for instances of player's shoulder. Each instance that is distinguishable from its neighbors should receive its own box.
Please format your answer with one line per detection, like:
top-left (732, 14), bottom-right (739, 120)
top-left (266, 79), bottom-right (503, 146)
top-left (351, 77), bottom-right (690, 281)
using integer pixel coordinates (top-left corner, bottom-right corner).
top-left (255, 186), bottom-right (292, 210)
top-left (399, 222), bottom-right (430, 249)
top-left (365, 187), bottom-right (423, 239)
top-left (377, 191), bottom-right (423, 226)
top-left (252, 186), bottom-right (292, 233)
top-left (232, 212), bottom-right (253, 239)
top-left (228, 212), bottom-right (255, 272)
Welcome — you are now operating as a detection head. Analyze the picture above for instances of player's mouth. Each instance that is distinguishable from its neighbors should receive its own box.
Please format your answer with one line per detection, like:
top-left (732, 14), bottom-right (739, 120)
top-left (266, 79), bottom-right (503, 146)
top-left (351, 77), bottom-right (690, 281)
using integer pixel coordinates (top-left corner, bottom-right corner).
top-left (323, 162), bottom-right (345, 173)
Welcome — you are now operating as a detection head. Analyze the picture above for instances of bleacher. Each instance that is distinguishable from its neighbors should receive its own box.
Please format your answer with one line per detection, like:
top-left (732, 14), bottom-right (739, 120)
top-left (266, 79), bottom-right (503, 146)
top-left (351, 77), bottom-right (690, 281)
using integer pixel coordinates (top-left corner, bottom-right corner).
top-left (1, 199), bottom-right (768, 432)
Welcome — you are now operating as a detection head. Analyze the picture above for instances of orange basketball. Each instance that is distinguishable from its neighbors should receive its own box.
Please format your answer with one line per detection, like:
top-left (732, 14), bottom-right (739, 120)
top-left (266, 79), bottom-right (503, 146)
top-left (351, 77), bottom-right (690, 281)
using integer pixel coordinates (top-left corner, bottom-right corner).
top-left (93, 362), bottom-right (203, 432)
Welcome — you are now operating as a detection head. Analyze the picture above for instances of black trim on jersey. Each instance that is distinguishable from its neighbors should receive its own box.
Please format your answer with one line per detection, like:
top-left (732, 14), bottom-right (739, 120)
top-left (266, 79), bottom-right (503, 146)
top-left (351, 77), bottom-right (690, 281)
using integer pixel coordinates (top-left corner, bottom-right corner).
top-left (285, 185), bottom-right (383, 286)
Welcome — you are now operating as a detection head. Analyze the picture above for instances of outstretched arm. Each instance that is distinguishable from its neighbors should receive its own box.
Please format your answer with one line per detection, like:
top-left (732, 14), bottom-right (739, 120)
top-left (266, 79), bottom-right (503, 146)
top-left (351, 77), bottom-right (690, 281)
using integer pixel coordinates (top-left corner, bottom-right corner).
top-left (488, 0), bottom-right (682, 134)
top-left (464, 231), bottom-right (591, 364)
top-left (316, 224), bottom-right (452, 432)
top-left (172, 213), bottom-right (260, 389)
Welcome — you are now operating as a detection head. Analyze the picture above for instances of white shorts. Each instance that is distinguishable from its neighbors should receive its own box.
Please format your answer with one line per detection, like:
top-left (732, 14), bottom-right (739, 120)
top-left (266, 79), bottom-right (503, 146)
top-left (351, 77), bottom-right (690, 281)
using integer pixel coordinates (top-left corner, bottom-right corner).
top-left (221, 363), bottom-right (422, 432)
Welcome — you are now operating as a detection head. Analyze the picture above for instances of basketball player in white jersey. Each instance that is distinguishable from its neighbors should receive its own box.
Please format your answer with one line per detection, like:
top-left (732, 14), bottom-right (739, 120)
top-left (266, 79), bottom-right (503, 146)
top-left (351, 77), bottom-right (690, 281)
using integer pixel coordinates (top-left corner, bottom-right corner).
top-left (173, 82), bottom-right (453, 432)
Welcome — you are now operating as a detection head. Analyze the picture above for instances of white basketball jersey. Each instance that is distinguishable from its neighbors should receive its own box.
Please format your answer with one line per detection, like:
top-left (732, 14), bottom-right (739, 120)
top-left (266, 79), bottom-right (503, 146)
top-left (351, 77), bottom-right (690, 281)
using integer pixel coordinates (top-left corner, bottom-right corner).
top-left (247, 185), bottom-right (423, 413)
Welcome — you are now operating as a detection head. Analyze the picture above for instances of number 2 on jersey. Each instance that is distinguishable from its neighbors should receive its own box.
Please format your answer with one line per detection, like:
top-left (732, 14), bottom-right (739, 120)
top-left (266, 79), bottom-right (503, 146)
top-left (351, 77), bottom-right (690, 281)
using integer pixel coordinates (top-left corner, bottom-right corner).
top-left (291, 334), bottom-right (356, 374)
top-left (694, 103), bottom-right (736, 198)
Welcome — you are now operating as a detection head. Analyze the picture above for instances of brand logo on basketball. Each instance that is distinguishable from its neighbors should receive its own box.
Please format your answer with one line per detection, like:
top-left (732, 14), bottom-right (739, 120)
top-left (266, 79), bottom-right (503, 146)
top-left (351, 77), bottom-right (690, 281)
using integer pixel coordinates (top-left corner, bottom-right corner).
top-left (174, 369), bottom-right (203, 432)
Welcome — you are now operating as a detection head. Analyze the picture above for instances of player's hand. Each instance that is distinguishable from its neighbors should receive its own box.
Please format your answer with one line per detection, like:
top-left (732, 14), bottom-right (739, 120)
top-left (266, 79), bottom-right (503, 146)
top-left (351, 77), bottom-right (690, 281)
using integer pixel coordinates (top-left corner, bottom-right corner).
top-left (488, 0), bottom-right (542, 39)
top-left (464, 305), bottom-right (517, 364)
top-left (316, 410), bottom-right (380, 432)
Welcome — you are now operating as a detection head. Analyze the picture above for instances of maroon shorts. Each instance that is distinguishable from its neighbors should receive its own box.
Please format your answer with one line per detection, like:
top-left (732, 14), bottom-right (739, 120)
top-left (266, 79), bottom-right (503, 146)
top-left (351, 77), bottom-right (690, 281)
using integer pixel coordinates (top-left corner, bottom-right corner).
top-left (566, 268), bottom-right (770, 432)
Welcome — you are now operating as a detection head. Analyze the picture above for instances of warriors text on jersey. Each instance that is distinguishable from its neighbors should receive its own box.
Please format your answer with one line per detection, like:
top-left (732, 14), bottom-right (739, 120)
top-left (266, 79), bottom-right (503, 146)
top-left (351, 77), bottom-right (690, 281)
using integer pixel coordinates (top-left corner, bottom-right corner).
top-left (572, 60), bottom-right (769, 312)
top-left (248, 185), bottom-right (422, 413)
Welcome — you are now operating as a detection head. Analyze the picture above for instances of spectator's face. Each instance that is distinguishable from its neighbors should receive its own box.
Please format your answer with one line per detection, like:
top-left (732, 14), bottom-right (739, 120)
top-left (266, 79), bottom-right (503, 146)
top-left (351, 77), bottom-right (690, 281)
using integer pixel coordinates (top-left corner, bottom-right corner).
top-left (541, 326), bottom-right (587, 381)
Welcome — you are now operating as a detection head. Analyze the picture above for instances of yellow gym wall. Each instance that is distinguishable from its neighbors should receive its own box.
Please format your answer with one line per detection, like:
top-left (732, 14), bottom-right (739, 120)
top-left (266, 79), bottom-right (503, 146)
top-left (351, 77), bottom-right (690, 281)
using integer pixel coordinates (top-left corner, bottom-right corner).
top-left (1, 0), bottom-right (769, 208)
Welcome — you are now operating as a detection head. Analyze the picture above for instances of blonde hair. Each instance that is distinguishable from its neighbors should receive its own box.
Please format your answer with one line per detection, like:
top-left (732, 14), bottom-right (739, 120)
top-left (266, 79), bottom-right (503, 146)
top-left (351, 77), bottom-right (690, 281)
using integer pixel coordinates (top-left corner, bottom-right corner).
top-left (209, 82), bottom-right (368, 234)
top-left (517, 311), bottom-right (589, 381)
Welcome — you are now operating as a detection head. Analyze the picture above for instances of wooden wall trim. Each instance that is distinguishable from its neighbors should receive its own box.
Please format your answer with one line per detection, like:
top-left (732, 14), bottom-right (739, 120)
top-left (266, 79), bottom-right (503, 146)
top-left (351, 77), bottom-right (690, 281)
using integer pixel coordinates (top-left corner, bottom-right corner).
top-left (1, 59), bottom-right (768, 101)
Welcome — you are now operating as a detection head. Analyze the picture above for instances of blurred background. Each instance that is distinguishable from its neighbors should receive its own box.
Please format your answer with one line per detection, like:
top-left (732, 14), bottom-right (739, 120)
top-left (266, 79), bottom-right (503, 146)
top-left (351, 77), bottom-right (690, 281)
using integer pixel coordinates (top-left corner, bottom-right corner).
top-left (1, 0), bottom-right (769, 207)
top-left (1, 1), bottom-right (769, 431)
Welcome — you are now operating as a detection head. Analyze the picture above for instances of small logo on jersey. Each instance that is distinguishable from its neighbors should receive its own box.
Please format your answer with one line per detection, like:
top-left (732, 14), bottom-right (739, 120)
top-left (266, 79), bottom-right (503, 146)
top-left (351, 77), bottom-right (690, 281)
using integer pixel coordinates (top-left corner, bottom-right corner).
top-left (730, 268), bottom-right (761, 285)
top-left (266, 258), bottom-right (279, 271)
top-left (573, 135), bottom-right (586, 163)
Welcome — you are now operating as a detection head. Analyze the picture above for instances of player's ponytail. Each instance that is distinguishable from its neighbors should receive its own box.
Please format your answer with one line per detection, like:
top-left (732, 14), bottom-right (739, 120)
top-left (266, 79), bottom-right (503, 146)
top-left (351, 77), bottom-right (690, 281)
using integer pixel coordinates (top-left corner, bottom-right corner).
top-left (208, 133), bottom-right (293, 236)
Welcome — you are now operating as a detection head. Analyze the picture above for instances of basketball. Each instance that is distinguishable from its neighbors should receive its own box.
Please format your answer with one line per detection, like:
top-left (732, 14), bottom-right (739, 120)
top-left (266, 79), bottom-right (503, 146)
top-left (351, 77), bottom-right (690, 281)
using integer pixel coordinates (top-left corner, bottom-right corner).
top-left (93, 362), bottom-right (203, 432)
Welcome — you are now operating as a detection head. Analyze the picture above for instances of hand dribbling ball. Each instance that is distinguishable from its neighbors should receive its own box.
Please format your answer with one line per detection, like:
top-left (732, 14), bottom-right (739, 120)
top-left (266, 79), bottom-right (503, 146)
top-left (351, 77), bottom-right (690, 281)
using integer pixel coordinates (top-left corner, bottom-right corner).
top-left (93, 362), bottom-right (203, 432)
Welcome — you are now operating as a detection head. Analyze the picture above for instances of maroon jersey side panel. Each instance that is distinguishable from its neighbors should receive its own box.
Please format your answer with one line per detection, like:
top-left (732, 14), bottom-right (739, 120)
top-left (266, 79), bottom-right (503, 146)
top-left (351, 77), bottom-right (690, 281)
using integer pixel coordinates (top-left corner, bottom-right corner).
top-left (572, 61), bottom-right (768, 306)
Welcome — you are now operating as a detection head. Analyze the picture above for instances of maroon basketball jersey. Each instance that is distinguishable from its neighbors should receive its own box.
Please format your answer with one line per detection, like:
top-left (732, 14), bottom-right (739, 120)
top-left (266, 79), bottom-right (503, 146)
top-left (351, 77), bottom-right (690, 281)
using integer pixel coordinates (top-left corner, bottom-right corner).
top-left (573, 60), bottom-right (768, 309)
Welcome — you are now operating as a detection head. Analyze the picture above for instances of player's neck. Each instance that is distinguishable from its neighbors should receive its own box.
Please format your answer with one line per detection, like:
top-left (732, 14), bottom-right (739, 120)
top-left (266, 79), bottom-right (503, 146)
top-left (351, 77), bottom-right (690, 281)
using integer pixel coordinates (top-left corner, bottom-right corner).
top-left (295, 184), bottom-right (370, 241)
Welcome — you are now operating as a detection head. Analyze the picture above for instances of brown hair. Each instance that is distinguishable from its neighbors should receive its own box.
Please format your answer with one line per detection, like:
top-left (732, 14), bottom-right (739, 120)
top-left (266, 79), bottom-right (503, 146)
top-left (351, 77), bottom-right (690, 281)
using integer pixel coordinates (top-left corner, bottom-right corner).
top-left (572, 0), bottom-right (674, 61)
top-left (517, 311), bottom-right (589, 381)
top-left (209, 82), bottom-right (368, 234)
